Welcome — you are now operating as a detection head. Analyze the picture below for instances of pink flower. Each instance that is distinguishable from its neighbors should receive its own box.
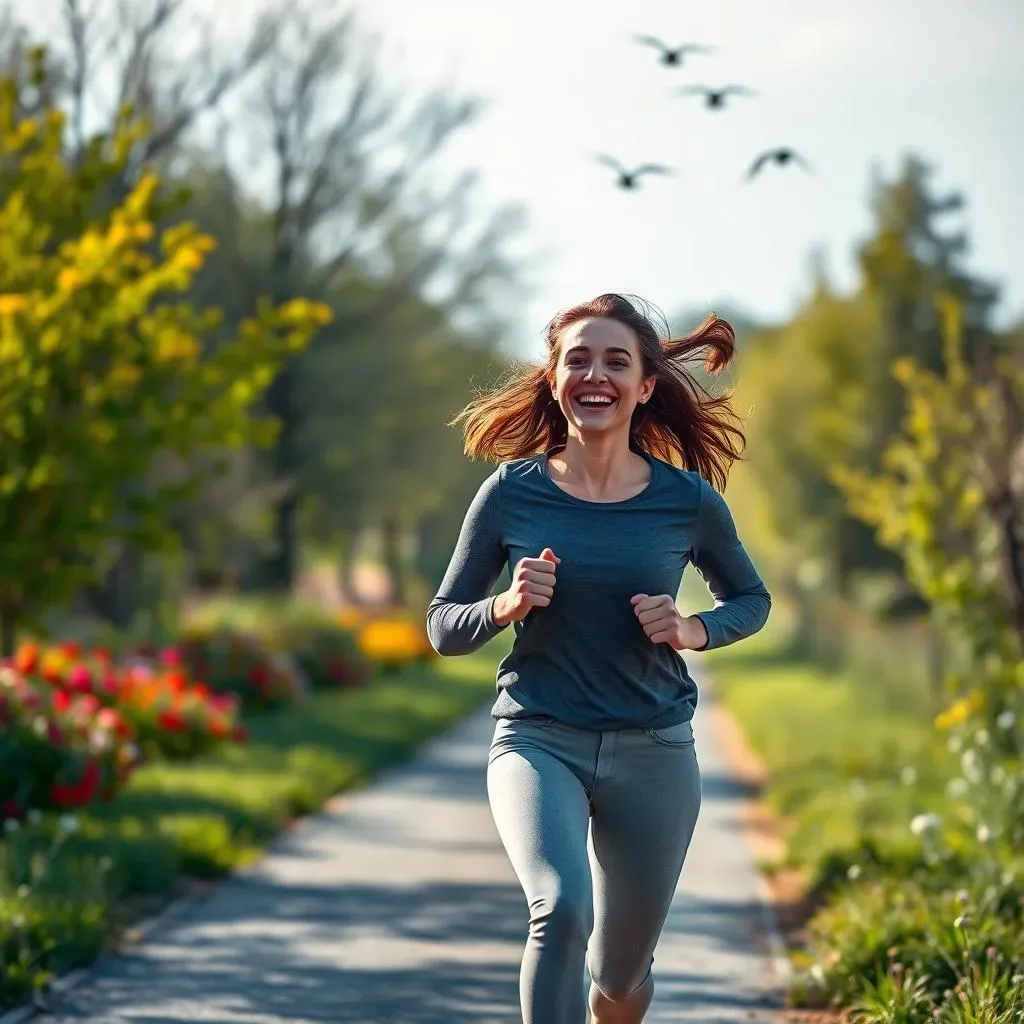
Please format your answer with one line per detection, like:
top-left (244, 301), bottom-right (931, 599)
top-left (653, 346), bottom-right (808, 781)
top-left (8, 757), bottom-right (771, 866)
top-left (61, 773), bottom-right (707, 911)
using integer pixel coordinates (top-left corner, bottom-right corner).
top-left (159, 647), bottom-right (183, 667)
top-left (68, 664), bottom-right (93, 693)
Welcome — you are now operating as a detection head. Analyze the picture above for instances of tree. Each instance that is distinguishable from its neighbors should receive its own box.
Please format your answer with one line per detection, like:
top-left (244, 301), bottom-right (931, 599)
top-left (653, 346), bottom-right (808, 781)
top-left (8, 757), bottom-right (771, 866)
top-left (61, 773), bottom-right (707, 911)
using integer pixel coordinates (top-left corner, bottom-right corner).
top-left (0, 58), bottom-right (331, 653)
top-left (735, 157), bottom-right (1004, 618)
top-left (236, 0), bottom-right (525, 588)
top-left (833, 294), bottom-right (1024, 688)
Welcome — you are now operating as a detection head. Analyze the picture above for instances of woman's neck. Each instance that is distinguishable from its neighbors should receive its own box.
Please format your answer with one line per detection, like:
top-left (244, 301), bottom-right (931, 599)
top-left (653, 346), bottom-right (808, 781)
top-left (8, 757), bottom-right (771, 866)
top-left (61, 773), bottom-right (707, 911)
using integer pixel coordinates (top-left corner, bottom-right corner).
top-left (548, 434), bottom-right (650, 501)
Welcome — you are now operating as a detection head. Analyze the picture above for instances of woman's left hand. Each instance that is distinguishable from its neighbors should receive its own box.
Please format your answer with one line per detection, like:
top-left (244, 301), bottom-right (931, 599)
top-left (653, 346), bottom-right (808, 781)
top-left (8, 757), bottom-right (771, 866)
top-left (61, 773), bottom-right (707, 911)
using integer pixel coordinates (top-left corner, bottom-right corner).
top-left (630, 594), bottom-right (708, 650)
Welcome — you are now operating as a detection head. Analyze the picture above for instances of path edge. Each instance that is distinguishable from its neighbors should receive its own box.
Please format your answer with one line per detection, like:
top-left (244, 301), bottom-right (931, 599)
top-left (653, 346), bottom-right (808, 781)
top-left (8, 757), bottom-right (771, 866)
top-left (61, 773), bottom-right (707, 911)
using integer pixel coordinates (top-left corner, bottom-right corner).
top-left (698, 664), bottom-right (793, 993)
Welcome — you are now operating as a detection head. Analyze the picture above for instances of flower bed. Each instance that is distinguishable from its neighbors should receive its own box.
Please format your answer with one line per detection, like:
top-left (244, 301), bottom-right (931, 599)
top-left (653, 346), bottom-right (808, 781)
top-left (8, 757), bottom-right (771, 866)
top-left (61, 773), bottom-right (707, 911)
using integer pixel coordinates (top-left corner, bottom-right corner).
top-left (274, 624), bottom-right (371, 690)
top-left (173, 626), bottom-right (308, 712)
top-left (0, 664), bottom-right (138, 818)
top-left (10, 642), bottom-right (247, 763)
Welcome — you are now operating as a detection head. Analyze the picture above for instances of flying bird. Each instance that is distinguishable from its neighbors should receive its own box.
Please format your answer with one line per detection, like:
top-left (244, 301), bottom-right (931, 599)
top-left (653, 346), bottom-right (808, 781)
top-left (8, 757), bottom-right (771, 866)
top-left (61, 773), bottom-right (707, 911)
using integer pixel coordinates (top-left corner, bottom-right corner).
top-left (675, 84), bottom-right (756, 110)
top-left (634, 35), bottom-right (713, 67)
top-left (595, 154), bottom-right (674, 191)
top-left (745, 147), bottom-right (812, 180)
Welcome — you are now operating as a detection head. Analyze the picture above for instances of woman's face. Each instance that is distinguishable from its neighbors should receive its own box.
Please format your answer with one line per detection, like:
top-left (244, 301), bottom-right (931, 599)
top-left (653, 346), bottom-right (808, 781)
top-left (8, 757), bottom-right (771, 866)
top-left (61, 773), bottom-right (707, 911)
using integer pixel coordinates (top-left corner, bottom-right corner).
top-left (550, 317), bottom-right (656, 436)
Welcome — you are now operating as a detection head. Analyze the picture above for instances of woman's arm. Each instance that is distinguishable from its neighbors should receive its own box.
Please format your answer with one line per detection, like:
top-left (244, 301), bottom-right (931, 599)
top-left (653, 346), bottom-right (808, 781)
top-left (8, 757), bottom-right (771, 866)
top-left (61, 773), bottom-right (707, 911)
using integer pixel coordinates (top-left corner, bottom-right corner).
top-left (688, 478), bottom-right (771, 651)
top-left (425, 469), bottom-right (509, 656)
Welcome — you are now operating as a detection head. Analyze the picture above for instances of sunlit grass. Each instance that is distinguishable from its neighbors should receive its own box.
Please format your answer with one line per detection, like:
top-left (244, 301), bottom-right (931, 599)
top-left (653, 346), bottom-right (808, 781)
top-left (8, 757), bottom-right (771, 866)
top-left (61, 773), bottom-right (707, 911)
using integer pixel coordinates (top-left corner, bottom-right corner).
top-left (705, 616), bottom-right (952, 882)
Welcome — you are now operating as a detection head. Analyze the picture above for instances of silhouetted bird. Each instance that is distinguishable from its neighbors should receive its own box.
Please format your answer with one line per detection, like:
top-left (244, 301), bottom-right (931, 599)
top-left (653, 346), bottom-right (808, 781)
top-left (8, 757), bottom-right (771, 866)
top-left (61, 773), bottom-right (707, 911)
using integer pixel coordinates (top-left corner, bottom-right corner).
top-left (634, 35), bottom-right (713, 67)
top-left (675, 84), bottom-right (755, 110)
top-left (745, 147), bottom-right (811, 180)
top-left (596, 154), bottom-right (674, 191)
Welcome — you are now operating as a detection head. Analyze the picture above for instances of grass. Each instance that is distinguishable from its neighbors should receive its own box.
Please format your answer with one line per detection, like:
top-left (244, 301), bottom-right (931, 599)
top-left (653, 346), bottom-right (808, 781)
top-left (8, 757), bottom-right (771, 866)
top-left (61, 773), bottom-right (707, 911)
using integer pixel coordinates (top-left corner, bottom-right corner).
top-left (0, 634), bottom-right (509, 1009)
top-left (704, 612), bottom-right (952, 885)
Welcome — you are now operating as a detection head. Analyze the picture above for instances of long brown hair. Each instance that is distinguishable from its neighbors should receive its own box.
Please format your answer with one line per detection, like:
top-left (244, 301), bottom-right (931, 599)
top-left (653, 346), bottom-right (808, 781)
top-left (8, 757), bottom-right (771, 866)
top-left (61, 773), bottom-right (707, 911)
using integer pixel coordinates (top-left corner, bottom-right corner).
top-left (451, 293), bottom-right (746, 491)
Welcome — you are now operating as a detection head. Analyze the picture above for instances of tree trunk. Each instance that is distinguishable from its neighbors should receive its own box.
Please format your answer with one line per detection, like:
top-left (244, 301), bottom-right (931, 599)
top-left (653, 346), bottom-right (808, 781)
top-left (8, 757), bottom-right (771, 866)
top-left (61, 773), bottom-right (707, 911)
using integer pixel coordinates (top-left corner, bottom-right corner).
top-left (336, 531), bottom-right (359, 605)
top-left (265, 358), bottom-right (298, 591)
top-left (87, 545), bottom-right (143, 628)
top-left (380, 516), bottom-right (405, 607)
top-left (0, 612), bottom-right (16, 658)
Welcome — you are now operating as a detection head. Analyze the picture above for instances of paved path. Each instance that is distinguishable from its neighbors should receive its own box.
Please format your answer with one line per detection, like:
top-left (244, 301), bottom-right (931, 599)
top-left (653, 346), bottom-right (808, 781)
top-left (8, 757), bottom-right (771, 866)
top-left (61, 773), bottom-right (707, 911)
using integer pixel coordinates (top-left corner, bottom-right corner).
top-left (39, 675), bottom-right (783, 1024)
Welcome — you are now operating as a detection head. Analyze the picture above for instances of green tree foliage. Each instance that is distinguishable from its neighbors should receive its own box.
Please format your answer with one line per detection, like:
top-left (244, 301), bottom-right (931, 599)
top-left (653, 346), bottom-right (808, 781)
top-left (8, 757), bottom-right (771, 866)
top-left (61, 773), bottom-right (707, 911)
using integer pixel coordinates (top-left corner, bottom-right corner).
top-left (833, 294), bottom-right (1024, 679)
top-left (0, 57), bottom-right (331, 649)
top-left (735, 157), bottom-right (1002, 612)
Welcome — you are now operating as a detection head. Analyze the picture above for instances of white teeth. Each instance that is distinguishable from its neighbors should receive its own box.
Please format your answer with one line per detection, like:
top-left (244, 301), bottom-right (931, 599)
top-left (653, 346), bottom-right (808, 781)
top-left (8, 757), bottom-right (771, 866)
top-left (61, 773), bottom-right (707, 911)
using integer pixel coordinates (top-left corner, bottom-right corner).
top-left (575, 394), bottom-right (615, 405)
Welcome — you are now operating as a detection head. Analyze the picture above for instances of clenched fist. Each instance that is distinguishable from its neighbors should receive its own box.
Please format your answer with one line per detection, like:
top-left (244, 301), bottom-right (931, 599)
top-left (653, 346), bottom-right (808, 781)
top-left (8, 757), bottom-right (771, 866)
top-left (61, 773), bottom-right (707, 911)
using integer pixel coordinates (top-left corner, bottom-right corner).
top-left (630, 593), bottom-right (708, 650)
top-left (492, 548), bottom-right (560, 626)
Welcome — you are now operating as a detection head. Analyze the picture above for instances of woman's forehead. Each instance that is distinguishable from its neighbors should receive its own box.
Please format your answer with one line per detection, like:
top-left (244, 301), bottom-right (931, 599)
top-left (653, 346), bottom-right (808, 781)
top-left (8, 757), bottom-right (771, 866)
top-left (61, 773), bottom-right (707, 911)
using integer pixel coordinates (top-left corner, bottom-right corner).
top-left (558, 317), bottom-right (639, 354)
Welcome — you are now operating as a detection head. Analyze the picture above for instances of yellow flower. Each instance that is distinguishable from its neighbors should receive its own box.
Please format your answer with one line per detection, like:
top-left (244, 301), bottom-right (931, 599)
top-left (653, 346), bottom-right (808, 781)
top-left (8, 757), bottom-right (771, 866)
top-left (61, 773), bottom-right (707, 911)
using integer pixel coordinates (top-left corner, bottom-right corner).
top-left (0, 294), bottom-right (27, 316)
top-left (57, 267), bottom-right (84, 293)
top-left (934, 689), bottom-right (986, 731)
top-left (154, 331), bottom-right (199, 363)
top-left (357, 618), bottom-right (429, 664)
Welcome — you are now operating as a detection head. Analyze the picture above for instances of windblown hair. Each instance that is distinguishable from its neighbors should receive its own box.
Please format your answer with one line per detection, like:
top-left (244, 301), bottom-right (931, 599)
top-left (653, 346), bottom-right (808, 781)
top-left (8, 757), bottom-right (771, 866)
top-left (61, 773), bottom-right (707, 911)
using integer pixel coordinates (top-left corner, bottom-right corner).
top-left (451, 293), bottom-right (746, 491)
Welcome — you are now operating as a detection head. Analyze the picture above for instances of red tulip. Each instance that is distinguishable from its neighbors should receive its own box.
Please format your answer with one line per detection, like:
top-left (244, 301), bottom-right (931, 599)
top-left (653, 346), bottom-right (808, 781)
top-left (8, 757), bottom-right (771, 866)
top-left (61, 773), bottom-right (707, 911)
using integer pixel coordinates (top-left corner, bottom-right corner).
top-left (69, 664), bottom-right (93, 693)
top-left (157, 709), bottom-right (186, 732)
top-left (14, 643), bottom-right (39, 674)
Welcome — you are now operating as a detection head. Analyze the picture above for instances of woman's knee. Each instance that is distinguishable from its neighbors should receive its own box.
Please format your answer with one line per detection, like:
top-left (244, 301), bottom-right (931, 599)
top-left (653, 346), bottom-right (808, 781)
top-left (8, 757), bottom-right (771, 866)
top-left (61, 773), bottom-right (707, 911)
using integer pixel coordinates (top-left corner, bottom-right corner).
top-left (589, 961), bottom-right (653, 1004)
top-left (529, 885), bottom-right (592, 947)
top-left (589, 969), bottom-right (654, 1017)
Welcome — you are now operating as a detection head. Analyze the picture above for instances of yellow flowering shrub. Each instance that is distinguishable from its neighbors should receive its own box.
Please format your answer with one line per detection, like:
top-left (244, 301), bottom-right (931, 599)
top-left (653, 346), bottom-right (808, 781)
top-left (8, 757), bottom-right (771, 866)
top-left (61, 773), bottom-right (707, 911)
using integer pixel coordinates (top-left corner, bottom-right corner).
top-left (0, 53), bottom-right (333, 636)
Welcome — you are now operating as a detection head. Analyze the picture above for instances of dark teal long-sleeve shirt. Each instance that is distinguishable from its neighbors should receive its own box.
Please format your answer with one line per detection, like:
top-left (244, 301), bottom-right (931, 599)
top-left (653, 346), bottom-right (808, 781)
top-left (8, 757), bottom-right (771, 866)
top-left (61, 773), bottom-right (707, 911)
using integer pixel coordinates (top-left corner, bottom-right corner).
top-left (426, 448), bottom-right (771, 731)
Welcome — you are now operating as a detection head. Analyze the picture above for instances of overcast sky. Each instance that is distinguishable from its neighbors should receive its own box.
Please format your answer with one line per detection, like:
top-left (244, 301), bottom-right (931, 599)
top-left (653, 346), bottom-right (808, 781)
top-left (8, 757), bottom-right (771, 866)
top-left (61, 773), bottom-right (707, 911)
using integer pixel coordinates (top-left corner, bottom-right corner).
top-left (24, 0), bottom-right (1024, 353)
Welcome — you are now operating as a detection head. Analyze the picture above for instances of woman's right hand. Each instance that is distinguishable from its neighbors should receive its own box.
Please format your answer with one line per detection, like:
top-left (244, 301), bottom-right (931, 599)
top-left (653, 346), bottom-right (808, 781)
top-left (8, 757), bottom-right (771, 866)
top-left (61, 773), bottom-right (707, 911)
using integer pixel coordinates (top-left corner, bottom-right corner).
top-left (492, 548), bottom-right (560, 626)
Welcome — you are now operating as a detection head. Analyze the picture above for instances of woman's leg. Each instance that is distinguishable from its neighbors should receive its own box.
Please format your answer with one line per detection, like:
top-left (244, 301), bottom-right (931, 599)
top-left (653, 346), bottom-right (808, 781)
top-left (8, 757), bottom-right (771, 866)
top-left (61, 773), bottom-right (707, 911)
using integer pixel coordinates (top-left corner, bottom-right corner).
top-left (586, 724), bottom-right (702, 1023)
top-left (487, 734), bottom-right (594, 1024)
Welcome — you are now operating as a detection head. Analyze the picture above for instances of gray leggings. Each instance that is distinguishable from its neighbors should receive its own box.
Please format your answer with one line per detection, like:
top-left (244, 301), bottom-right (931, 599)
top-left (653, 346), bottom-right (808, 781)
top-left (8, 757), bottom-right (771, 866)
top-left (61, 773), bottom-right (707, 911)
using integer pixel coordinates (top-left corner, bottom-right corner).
top-left (486, 715), bottom-right (702, 1024)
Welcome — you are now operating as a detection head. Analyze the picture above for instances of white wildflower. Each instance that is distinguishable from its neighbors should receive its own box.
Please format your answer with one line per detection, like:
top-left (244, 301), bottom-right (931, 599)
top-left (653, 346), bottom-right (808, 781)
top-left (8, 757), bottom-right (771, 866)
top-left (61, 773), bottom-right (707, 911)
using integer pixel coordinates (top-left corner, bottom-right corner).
top-left (3, 818), bottom-right (19, 834)
top-left (947, 777), bottom-right (970, 799)
top-left (974, 729), bottom-right (989, 747)
top-left (26, 808), bottom-right (42, 825)
top-left (976, 824), bottom-right (992, 844)
top-left (900, 766), bottom-right (917, 786)
top-left (996, 710), bottom-right (1016, 731)
top-left (910, 813), bottom-right (940, 836)
top-left (58, 814), bottom-right (80, 834)
top-left (947, 735), bottom-right (962, 753)
top-left (847, 864), bottom-right (862, 881)
top-left (961, 749), bottom-right (982, 784)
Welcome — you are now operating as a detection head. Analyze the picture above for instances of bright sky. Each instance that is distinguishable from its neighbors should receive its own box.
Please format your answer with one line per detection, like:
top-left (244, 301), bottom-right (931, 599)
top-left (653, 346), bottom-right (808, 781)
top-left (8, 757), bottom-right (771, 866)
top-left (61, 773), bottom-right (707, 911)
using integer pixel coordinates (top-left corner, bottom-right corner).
top-left (23, 0), bottom-right (1024, 354)
top-left (353, 0), bottom-right (1024, 351)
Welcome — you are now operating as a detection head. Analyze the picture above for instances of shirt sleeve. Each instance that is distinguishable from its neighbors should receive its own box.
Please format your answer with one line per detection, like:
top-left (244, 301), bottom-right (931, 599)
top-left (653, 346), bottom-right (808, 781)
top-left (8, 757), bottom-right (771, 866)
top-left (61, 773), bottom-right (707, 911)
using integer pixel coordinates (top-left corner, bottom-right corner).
top-left (689, 477), bottom-right (771, 651)
top-left (425, 467), bottom-right (510, 656)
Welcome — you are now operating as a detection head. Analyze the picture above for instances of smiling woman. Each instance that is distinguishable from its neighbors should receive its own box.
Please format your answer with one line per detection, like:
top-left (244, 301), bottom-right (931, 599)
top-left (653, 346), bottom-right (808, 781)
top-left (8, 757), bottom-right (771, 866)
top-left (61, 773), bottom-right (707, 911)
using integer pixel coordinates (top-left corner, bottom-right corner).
top-left (428, 292), bottom-right (771, 1024)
